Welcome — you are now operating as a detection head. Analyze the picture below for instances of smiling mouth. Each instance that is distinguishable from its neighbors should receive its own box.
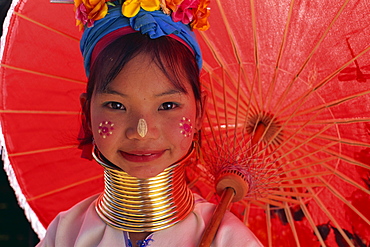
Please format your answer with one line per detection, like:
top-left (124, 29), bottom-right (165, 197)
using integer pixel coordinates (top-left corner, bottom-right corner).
top-left (120, 150), bottom-right (166, 162)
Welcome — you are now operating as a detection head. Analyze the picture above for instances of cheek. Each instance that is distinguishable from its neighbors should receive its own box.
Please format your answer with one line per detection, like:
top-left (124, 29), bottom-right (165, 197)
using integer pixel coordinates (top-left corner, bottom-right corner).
top-left (165, 116), bottom-right (195, 151)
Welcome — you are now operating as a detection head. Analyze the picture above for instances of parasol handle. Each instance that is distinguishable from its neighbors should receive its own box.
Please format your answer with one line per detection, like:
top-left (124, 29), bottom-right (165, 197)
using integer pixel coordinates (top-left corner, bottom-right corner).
top-left (198, 187), bottom-right (235, 247)
top-left (198, 172), bottom-right (249, 247)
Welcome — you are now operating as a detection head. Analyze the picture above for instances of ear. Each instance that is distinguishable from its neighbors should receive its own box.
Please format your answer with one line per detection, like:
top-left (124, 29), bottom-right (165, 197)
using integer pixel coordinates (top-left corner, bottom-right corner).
top-left (80, 93), bottom-right (87, 109)
top-left (195, 90), bottom-right (208, 130)
top-left (79, 93), bottom-right (91, 131)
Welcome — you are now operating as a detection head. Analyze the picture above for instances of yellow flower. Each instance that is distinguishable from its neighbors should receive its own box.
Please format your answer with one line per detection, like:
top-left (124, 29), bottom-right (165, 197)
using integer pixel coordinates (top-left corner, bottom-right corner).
top-left (122, 0), bottom-right (161, 18)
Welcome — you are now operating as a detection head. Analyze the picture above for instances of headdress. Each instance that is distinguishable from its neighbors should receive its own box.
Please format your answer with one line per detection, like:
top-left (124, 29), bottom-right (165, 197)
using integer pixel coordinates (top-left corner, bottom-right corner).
top-left (74, 0), bottom-right (210, 76)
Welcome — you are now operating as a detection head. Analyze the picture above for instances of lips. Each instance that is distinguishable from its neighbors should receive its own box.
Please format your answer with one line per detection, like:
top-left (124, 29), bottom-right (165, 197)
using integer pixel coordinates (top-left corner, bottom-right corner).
top-left (120, 150), bottom-right (166, 162)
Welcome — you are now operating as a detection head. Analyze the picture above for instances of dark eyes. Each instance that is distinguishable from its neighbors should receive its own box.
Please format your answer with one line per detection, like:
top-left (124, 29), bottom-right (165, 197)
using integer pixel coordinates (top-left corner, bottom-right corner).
top-left (105, 102), bottom-right (178, 111)
top-left (106, 102), bottom-right (126, 110)
top-left (159, 102), bottom-right (179, 110)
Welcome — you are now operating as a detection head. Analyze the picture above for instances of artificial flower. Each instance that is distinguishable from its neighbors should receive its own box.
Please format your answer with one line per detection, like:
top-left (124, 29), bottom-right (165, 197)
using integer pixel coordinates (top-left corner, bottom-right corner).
top-left (74, 0), bottom-right (108, 29)
top-left (122, 0), bottom-right (161, 18)
top-left (171, 0), bottom-right (198, 24)
top-left (190, 0), bottom-right (210, 30)
top-left (164, 0), bottom-right (184, 12)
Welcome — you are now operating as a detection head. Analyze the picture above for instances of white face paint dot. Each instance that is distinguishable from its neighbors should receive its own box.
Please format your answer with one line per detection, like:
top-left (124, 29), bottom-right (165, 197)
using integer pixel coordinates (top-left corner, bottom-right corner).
top-left (179, 117), bottom-right (192, 137)
top-left (98, 121), bottom-right (114, 138)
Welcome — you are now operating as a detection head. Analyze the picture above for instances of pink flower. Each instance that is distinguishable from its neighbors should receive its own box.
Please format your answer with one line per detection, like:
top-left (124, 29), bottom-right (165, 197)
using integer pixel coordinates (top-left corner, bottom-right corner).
top-left (76, 3), bottom-right (95, 28)
top-left (171, 0), bottom-right (199, 24)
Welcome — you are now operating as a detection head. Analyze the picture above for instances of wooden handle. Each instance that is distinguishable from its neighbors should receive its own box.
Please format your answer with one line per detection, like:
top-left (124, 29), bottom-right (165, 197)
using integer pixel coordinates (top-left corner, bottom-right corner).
top-left (198, 187), bottom-right (235, 247)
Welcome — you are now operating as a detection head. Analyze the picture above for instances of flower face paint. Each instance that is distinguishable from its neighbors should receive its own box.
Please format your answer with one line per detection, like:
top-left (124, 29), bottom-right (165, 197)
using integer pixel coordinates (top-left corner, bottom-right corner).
top-left (98, 121), bottom-right (114, 138)
top-left (179, 117), bottom-right (193, 137)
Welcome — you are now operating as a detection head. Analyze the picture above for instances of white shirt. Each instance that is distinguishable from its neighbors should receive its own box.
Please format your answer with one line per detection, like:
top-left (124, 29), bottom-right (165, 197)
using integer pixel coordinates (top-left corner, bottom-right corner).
top-left (37, 194), bottom-right (263, 247)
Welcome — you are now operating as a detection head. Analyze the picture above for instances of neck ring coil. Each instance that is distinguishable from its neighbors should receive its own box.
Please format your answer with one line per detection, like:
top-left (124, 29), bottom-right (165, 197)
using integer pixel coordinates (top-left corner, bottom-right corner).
top-left (93, 147), bottom-right (194, 232)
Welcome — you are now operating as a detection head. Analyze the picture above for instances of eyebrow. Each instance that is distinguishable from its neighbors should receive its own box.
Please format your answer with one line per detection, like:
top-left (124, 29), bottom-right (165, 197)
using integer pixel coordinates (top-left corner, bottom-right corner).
top-left (102, 88), bottom-right (128, 97)
top-left (154, 89), bottom-right (184, 97)
top-left (103, 87), bottom-right (184, 97)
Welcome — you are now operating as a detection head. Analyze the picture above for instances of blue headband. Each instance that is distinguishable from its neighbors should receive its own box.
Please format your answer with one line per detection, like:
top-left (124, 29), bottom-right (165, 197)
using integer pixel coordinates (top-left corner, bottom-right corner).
top-left (80, 6), bottom-right (203, 76)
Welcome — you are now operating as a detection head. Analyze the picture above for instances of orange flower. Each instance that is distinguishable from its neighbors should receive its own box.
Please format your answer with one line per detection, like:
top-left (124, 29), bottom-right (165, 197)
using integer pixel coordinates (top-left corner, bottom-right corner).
top-left (190, 0), bottom-right (210, 31)
top-left (165, 0), bottom-right (184, 12)
top-left (75, 0), bottom-right (108, 29)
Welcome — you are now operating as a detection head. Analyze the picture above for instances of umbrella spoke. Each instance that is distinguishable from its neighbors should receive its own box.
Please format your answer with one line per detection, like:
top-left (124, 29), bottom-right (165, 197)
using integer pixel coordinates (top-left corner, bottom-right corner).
top-left (286, 129), bottom-right (370, 149)
top-left (14, 11), bottom-right (80, 42)
top-left (306, 186), bottom-right (355, 247)
top-left (249, 0), bottom-right (263, 110)
top-left (265, 203), bottom-right (273, 247)
top-left (27, 174), bottom-right (103, 201)
top-left (281, 140), bottom-right (370, 195)
top-left (319, 178), bottom-right (370, 225)
top-left (0, 64), bottom-right (87, 85)
top-left (297, 197), bottom-right (328, 246)
top-left (285, 90), bottom-right (370, 119)
top-left (271, 0), bottom-right (351, 114)
top-left (8, 145), bottom-right (79, 157)
top-left (0, 109), bottom-right (80, 115)
top-left (265, 0), bottom-right (295, 110)
top-left (282, 199), bottom-right (301, 247)
top-left (289, 117), bottom-right (370, 125)
top-left (275, 44), bottom-right (370, 118)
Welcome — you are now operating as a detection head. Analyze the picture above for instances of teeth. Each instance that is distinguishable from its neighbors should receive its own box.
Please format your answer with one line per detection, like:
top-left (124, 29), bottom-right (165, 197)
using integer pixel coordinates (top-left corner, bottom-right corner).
top-left (135, 153), bottom-right (152, 156)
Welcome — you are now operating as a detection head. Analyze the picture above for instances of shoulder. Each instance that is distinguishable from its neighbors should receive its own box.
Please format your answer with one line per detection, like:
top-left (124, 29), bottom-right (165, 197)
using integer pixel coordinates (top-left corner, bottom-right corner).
top-left (151, 194), bottom-right (263, 246)
top-left (36, 194), bottom-right (118, 247)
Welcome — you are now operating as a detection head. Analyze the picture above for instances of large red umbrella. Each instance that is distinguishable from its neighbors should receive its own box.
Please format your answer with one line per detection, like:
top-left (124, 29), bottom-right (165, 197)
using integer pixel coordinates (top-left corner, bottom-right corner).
top-left (1, 0), bottom-right (370, 246)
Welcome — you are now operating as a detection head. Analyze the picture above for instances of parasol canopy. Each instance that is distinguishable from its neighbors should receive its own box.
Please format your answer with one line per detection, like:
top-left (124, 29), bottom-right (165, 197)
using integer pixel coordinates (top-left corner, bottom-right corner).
top-left (1, 0), bottom-right (370, 246)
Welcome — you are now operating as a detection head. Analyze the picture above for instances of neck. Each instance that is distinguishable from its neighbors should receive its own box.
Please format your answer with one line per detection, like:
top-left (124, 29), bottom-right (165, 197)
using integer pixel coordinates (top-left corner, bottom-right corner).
top-left (93, 147), bottom-right (194, 232)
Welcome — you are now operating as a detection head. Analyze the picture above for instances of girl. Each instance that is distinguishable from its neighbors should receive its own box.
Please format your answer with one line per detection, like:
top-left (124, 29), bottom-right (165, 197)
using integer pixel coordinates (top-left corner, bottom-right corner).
top-left (37, 1), bottom-right (262, 246)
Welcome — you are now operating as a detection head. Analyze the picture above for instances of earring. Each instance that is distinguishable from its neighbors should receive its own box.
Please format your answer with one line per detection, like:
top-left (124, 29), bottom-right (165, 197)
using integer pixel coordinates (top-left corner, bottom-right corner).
top-left (192, 131), bottom-right (204, 162)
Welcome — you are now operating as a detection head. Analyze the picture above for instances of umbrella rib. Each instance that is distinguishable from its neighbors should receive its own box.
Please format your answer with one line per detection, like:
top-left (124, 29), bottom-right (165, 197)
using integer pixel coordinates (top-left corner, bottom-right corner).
top-left (8, 145), bottom-right (79, 157)
top-left (284, 128), bottom-right (370, 149)
top-left (249, 0), bottom-right (263, 109)
top-left (0, 64), bottom-right (86, 85)
top-left (279, 148), bottom-right (355, 246)
top-left (282, 199), bottom-right (301, 247)
top-left (280, 157), bottom-right (337, 175)
top-left (319, 162), bottom-right (370, 196)
top-left (282, 90), bottom-right (370, 119)
top-left (305, 182), bottom-right (355, 247)
top-left (274, 123), bottom-right (334, 164)
top-left (274, 44), bottom-right (370, 118)
top-left (283, 140), bottom-right (370, 195)
top-left (296, 196), bottom-right (327, 246)
top-left (265, 203), bottom-right (272, 247)
top-left (287, 117), bottom-right (370, 125)
top-left (27, 174), bottom-right (103, 201)
top-left (14, 11), bottom-right (80, 42)
top-left (277, 183), bottom-right (325, 188)
top-left (265, 0), bottom-right (295, 110)
top-left (280, 172), bottom-right (333, 183)
top-left (271, 0), bottom-right (351, 113)
top-left (319, 177), bottom-right (370, 225)
top-left (0, 109), bottom-right (80, 115)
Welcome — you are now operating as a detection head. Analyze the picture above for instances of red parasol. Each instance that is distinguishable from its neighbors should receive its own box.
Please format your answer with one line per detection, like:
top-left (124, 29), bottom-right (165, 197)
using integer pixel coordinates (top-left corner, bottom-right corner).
top-left (1, 0), bottom-right (370, 246)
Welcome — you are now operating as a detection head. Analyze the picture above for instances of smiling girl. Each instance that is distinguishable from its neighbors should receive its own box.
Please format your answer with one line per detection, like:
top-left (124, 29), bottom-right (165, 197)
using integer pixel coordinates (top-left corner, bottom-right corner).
top-left (36, 1), bottom-right (262, 246)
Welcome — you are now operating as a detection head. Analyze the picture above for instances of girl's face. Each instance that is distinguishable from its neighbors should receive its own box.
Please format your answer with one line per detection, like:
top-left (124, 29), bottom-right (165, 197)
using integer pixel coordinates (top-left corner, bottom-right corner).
top-left (89, 53), bottom-right (204, 179)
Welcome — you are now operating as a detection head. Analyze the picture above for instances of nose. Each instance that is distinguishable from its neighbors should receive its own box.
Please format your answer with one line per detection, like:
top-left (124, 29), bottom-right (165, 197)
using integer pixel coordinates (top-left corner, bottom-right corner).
top-left (125, 116), bottom-right (160, 140)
